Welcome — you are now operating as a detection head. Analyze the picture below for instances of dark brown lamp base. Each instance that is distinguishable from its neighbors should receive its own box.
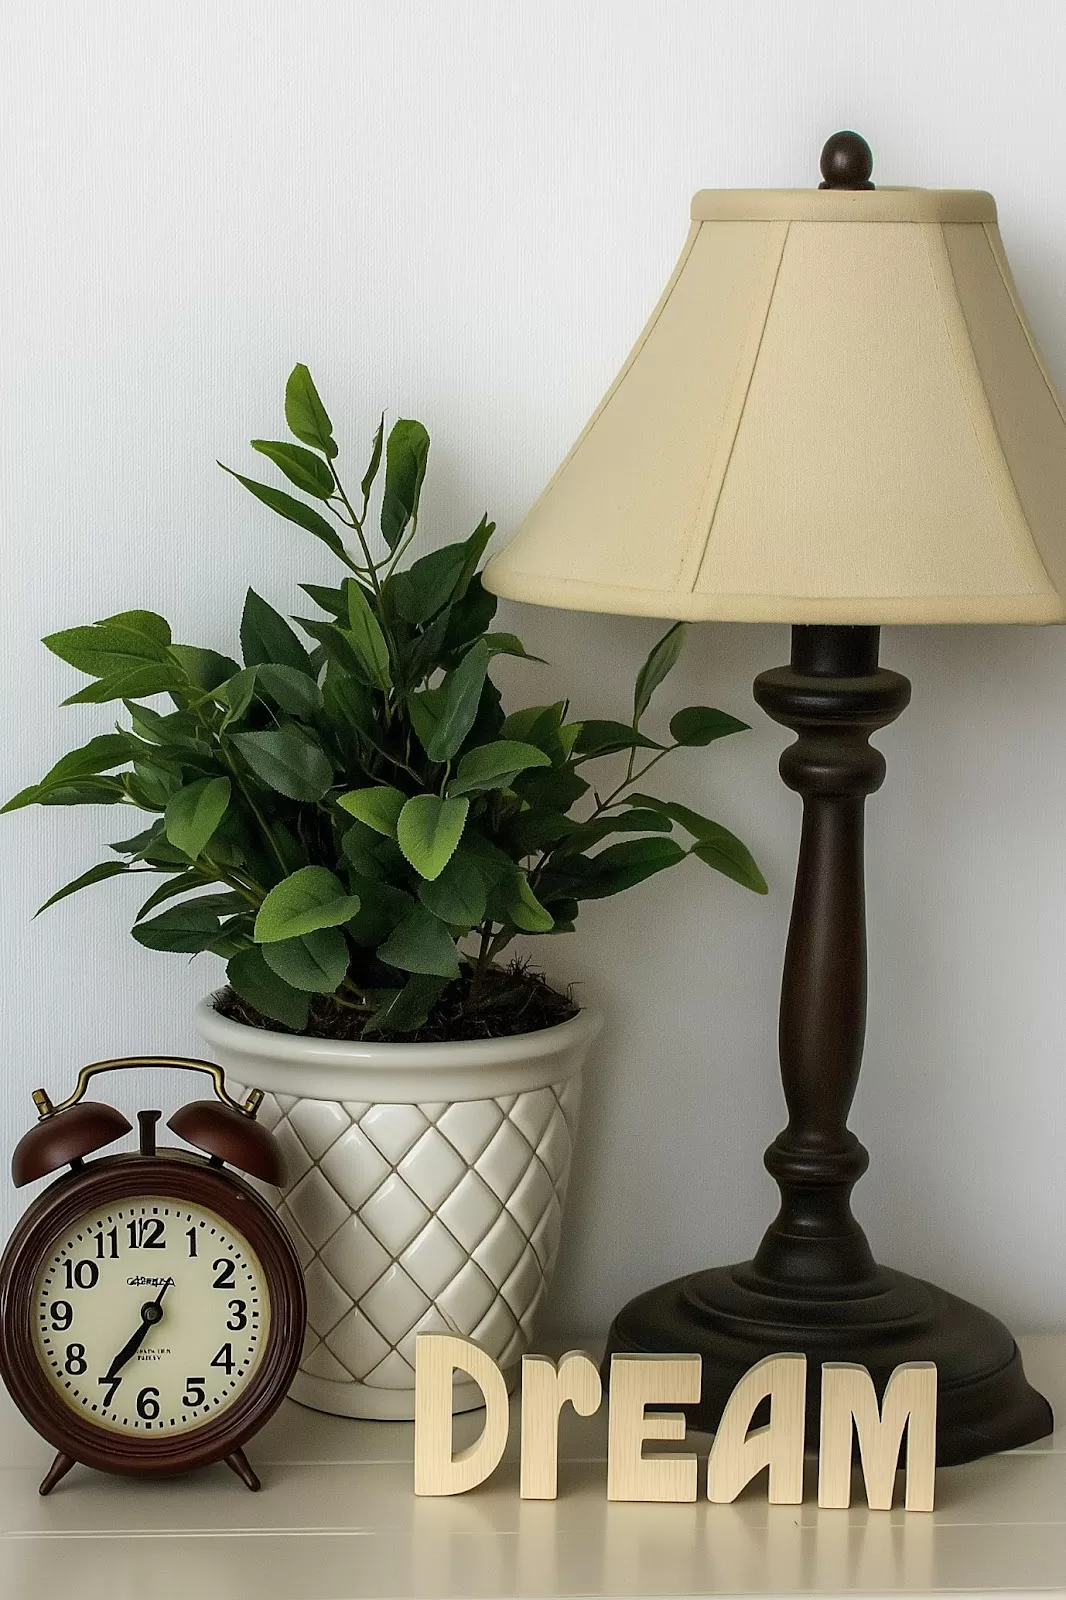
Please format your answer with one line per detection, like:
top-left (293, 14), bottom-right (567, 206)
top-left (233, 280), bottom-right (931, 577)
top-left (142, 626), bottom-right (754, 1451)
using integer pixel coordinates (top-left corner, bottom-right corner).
top-left (604, 624), bottom-right (1052, 1465)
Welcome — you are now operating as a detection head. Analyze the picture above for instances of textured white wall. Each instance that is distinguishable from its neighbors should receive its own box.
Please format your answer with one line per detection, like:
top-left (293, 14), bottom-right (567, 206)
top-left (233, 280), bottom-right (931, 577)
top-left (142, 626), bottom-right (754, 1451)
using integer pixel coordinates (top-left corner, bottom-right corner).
top-left (3, 0), bottom-right (1066, 1338)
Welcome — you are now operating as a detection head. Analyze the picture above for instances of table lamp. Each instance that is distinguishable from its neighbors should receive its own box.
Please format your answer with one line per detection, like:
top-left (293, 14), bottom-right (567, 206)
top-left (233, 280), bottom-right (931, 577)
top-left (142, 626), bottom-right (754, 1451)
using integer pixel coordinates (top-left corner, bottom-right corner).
top-left (482, 132), bottom-right (1065, 1464)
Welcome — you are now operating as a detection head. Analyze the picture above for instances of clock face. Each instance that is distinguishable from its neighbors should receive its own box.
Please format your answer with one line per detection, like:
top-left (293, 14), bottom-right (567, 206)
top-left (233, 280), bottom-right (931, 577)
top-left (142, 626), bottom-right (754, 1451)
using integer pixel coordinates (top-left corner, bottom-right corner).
top-left (32, 1196), bottom-right (270, 1436)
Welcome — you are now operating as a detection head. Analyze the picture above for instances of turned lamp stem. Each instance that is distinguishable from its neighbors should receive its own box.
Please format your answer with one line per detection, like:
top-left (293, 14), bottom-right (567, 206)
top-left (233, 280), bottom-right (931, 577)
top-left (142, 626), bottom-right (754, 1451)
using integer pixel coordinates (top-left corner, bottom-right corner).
top-left (750, 625), bottom-right (910, 1291)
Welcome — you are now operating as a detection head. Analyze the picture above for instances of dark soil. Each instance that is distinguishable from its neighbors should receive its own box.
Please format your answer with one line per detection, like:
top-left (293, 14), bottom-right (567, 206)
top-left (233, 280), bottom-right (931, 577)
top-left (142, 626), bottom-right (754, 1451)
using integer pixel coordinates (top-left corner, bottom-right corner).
top-left (212, 960), bottom-right (580, 1044)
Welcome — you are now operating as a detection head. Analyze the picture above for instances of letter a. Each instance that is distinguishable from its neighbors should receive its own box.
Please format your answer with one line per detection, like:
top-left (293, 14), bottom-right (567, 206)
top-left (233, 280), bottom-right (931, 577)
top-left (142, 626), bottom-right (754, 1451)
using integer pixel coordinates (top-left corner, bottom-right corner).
top-left (707, 1353), bottom-right (806, 1504)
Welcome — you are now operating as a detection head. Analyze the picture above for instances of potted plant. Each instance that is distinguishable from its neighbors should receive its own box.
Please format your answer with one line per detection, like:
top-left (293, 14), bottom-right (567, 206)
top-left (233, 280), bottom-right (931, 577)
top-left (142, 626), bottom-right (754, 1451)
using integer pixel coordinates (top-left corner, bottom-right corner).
top-left (6, 366), bottom-right (766, 1419)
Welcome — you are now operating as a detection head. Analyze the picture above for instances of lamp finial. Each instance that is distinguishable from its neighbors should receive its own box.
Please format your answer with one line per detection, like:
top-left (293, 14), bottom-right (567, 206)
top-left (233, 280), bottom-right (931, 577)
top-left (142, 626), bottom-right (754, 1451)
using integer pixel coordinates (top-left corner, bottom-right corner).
top-left (819, 130), bottom-right (874, 189)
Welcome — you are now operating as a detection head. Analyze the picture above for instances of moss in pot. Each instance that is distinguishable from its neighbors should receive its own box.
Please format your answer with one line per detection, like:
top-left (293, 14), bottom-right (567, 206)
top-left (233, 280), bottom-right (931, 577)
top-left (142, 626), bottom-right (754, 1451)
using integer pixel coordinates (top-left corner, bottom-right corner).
top-left (8, 365), bottom-right (767, 1417)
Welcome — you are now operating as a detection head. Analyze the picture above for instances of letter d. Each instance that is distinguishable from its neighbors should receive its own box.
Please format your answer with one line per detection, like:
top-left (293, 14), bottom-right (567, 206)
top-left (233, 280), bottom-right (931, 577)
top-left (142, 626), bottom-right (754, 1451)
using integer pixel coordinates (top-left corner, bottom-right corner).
top-left (414, 1334), bottom-right (509, 1495)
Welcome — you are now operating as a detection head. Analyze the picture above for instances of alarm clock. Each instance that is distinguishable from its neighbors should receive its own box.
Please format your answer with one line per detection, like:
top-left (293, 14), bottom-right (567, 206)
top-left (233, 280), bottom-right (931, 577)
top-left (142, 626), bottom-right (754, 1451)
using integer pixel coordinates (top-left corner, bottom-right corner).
top-left (0, 1055), bottom-right (306, 1495)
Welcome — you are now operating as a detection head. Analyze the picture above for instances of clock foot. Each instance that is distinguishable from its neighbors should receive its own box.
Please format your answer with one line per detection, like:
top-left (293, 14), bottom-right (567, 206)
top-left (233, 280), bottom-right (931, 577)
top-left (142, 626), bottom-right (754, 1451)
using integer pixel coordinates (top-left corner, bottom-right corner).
top-left (225, 1448), bottom-right (260, 1491)
top-left (39, 1451), bottom-right (76, 1496)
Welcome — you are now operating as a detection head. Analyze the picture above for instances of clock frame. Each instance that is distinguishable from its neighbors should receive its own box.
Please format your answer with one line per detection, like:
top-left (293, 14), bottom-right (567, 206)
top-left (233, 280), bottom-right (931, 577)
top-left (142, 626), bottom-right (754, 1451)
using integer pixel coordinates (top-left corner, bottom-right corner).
top-left (0, 1057), bottom-right (307, 1495)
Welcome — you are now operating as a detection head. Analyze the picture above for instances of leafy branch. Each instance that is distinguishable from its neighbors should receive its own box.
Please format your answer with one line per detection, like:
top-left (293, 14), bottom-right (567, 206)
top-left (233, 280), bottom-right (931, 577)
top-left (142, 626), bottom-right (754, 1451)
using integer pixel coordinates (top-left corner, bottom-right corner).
top-left (5, 365), bottom-right (766, 1038)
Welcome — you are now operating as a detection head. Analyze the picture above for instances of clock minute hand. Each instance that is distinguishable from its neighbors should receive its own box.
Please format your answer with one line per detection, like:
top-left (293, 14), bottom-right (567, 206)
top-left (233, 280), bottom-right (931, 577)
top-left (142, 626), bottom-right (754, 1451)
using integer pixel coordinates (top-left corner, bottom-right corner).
top-left (102, 1278), bottom-right (172, 1383)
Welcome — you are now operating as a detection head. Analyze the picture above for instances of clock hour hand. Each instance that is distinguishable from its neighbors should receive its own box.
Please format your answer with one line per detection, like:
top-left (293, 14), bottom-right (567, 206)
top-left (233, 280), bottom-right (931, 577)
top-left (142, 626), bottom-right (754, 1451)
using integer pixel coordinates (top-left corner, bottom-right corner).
top-left (102, 1278), bottom-right (172, 1384)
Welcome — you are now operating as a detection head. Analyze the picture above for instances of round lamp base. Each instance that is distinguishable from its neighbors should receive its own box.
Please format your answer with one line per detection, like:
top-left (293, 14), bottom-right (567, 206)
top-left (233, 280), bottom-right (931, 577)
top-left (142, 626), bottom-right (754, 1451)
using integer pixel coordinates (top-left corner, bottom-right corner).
top-left (603, 1263), bottom-right (1052, 1466)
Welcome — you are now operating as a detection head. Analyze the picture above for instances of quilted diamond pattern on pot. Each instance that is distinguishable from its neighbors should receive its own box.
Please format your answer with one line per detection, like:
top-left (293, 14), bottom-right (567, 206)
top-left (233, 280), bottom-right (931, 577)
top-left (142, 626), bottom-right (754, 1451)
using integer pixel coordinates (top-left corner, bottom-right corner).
top-left (253, 1077), bottom-right (580, 1402)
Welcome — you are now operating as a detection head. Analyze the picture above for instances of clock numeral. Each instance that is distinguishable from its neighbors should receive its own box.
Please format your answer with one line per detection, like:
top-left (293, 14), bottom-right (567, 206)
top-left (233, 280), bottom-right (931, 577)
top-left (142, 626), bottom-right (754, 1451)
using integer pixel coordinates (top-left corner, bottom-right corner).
top-left (185, 1227), bottom-right (198, 1258)
top-left (98, 1374), bottom-right (122, 1407)
top-left (64, 1342), bottom-right (87, 1376)
top-left (94, 1226), bottom-right (118, 1260)
top-left (127, 1217), bottom-right (165, 1249)
top-left (226, 1299), bottom-right (248, 1331)
top-left (136, 1386), bottom-right (160, 1421)
top-left (210, 1343), bottom-right (235, 1375)
top-left (211, 1258), bottom-right (236, 1290)
top-left (50, 1301), bottom-right (73, 1332)
top-left (183, 1377), bottom-right (206, 1407)
top-left (62, 1259), bottom-right (99, 1291)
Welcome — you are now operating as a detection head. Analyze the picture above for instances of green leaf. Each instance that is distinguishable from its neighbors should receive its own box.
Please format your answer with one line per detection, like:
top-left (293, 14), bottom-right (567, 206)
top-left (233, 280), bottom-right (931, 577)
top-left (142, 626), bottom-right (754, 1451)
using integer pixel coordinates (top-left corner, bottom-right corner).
top-left (106, 610), bottom-right (172, 646)
top-left (62, 664), bottom-right (185, 704)
top-left (361, 414), bottom-right (385, 502)
top-left (341, 819), bottom-right (393, 881)
top-left (691, 834), bottom-right (769, 894)
top-left (364, 974), bottom-right (448, 1035)
top-left (337, 785), bottom-right (406, 837)
top-left (284, 364), bottom-right (338, 459)
top-left (167, 645), bottom-right (239, 691)
top-left (251, 439), bottom-right (335, 498)
top-left (261, 929), bottom-right (349, 993)
top-left (417, 852), bottom-right (487, 926)
top-left (482, 632), bottom-right (546, 664)
top-left (300, 582), bottom-right (347, 618)
top-left (509, 808), bottom-right (575, 856)
top-left (219, 666), bottom-right (259, 729)
top-left (35, 860), bottom-right (132, 915)
top-left (18, 777), bottom-right (126, 806)
top-left (513, 765), bottom-right (589, 811)
top-left (396, 794), bottom-right (469, 881)
top-left (343, 875), bottom-right (413, 947)
top-left (2, 733), bottom-right (133, 812)
top-left (254, 866), bottom-right (361, 943)
top-left (345, 580), bottom-right (391, 690)
top-left (388, 543), bottom-right (469, 625)
top-left (448, 740), bottom-right (551, 797)
top-left (573, 720), bottom-right (663, 758)
top-left (552, 809), bottom-right (673, 856)
top-left (426, 639), bottom-right (489, 762)
top-left (164, 776), bottom-right (231, 861)
top-left (378, 903), bottom-right (460, 978)
top-left (406, 687), bottom-right (443, 756)
top-left (231, 728), bottom-right (333, 801)
top-left (220, 465), bottom-right (352, 566)
top-left (443, 574), bottom-right (497, 653)
top-left (254, 664), bottom-right (323, 719)
top-left (124, 703), bottom-right (206, 751)
top-left (669, 706), bottom-right (750, 746)
top-left (240, 589), bottom-right (314, 674)
top-left (43, 618), bottom-right (170, 677)
top-left (572, 836), bottom-right (686, 899)
top-left (630, 797), bottom-right (767, 892)
top-left (380, 419), bottom-right (430, 550)
top-left (132, 900), bottom-right (223, 952)
top-left (492, 871), bottom-right (554, 932)
top-left (227, 946), bottom-right (309, 1030)
top-left (634, 622), bottom-right (686, 722)
top-left (388, 519), bottom-right (495, 625)
top-left (133, 870), bottom-right (201, 921)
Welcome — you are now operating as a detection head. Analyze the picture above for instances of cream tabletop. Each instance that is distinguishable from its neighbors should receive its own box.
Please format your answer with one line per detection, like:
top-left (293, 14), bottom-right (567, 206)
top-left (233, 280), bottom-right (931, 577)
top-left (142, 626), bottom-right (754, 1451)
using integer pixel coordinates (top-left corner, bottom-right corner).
top-left (0, 1335), bottom-right (1064, 1599)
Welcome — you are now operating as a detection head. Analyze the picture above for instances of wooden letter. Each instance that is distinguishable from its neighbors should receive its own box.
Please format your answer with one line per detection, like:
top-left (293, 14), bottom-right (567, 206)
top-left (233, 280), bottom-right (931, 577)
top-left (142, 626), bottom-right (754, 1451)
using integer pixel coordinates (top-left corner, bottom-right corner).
top-left (706, 1353), bottom-right (806, 1504)
top-left (606, 1353), bottom-right (701, 1502)
top-left (413, 1334), bottom-right (509, 1496)
top-left (520, 1350), bottom-right (602, 1499)
top-left (818, 1361), bottom-right (937, 1512)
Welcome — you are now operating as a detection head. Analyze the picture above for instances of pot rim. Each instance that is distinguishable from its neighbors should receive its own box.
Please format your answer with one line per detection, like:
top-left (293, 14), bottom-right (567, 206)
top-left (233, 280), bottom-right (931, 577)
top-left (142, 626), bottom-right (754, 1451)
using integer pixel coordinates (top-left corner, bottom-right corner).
top-left (193, 993), bottom-right (603, 1071)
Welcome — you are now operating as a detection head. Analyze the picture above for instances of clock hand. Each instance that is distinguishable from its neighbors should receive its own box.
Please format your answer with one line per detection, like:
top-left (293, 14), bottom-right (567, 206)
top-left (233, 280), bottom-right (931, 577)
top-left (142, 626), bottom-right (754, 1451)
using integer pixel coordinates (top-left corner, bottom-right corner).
top-left (102, 1278), bottom-right (172, 1384)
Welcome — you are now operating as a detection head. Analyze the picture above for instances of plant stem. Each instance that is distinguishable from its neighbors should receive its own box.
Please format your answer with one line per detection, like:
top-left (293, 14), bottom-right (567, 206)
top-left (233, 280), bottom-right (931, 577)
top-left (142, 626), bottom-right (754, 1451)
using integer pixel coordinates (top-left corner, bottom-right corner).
top-left (588, 746), bottom-right (674, 818)
top-left (330, 463), bottom-right (381, 595)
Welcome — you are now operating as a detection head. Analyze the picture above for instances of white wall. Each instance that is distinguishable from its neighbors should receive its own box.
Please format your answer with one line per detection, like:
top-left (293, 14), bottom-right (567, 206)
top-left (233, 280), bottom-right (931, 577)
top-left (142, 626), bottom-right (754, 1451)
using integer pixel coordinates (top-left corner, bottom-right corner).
top-left (3, 0), bottom-right (1066, 1338)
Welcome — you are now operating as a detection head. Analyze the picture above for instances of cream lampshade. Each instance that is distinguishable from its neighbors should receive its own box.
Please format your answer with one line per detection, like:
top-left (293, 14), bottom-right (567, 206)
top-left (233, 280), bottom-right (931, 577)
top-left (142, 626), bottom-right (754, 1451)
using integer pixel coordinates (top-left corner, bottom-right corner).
top-left (484, 187), bottom-right (1066, 624)
top-left (483, 133), bottom-right (1063, 1466)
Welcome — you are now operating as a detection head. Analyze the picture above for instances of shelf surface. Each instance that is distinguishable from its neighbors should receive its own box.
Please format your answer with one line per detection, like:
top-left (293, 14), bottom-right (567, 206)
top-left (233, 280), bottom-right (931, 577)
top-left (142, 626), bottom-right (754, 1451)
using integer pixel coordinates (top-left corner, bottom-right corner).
top-left (0, 1334), bottom-right (1064, 1599)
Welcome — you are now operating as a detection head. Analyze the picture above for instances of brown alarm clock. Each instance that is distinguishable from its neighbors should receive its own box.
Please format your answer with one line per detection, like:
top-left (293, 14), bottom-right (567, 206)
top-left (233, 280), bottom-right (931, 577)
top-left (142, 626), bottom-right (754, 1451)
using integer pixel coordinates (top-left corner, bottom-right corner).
top-left (0, 1056), bottom-right (306, 1495)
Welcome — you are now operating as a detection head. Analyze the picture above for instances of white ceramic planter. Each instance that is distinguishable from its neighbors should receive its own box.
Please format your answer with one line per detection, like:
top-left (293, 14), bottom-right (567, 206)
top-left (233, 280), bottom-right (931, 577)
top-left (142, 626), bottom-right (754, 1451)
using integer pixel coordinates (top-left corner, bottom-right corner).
top-left (194, 998), bottom-right (600, 1420)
